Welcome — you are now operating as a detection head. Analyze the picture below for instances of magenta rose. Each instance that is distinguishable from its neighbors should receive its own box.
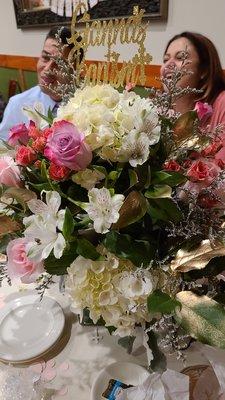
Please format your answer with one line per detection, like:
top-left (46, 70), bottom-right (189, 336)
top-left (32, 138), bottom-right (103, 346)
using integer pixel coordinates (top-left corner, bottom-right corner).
top-left (0, 156), bottom-right (23, 187)
top-left (44, 120), bottom-right (92, 170)
top-left (6, 238), bottom-right (44, 284)
top-left (194, 101), bottom-right (212, 122)
top-left (8, 123), bottom-right (29, 146)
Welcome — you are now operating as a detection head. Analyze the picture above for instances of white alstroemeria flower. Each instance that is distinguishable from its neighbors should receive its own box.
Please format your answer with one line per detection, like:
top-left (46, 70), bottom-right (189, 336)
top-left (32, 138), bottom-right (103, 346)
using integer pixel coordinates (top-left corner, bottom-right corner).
top-left (142, 111), bottom-right (161, 145)
top-left (24, 214), bottom-right (66, 261)
top-left (114, 270), bottom-right (154, 299)
top-left (23, 191), bottom-right (66, 261)
top-left (23, 102), bottom-right (48, 129)
top-left (86, 187), bottom-right (124, 234)
top-left (27, 191), bottom-right (65, 229)
top-left (118, 130), bottom-right (150, 167)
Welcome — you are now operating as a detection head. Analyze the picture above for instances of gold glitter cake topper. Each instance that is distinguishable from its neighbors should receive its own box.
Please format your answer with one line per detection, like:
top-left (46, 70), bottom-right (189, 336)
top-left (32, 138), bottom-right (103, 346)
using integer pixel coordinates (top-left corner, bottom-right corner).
top-left (67, 1), bottom-right (152, 88)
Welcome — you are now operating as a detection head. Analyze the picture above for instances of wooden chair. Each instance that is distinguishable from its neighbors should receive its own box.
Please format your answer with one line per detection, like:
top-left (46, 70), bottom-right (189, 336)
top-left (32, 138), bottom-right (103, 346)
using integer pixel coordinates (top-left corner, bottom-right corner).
top-left (8, 79), bottom-right (22, 99)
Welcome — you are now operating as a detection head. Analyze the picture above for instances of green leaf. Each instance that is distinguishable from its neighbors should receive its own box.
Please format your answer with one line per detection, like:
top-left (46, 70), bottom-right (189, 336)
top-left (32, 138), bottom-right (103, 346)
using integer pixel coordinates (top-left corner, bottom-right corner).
top-left (92, 165), bottom-right (107, 176)
top-left (176, 291), bottom-right (225, 348)
top-left (0, 234), bottom-right (13, 253)
top-left (62, 208), bottom-right (75, 240)
top-left (76, 238), bottom-right (100, 260)
top-left (128, 169), bottom-right (139, 187)
top-left (29, 182), bottom-right (58, 192)
top-left (147, 331), bottom-right (167, 372)
top-left (34, 107), bottom-right (52, 125)
top-left (44, 245), bottom-right (78, 275)
top-left (147, 290), bottom-right (181, 314)
top-left (104, 231), bottom-right (154, 267)
top-left (108, 171), bottom-right (120, 181)
top-left (152, 171), bottom-right (186, 187)
top-left (113, 191), bottom-right (148, 229)
top-left (47, 106), bottom-right (54, 123)
top-left (136, 164), bottom-right (151, 189)
top-left (145, 185), bottom-right (172, 199)
top-left (148, 198), bottom-right (182, 223)
top-left (41, 159), bottom-right (49, 181)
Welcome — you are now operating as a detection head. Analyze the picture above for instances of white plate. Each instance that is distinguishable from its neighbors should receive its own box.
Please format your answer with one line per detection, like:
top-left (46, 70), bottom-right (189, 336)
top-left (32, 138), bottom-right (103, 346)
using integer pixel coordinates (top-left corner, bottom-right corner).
top-left (91, 361), bottom-right (150, 400)
top-left (0, 294), bottom-right (65, 362)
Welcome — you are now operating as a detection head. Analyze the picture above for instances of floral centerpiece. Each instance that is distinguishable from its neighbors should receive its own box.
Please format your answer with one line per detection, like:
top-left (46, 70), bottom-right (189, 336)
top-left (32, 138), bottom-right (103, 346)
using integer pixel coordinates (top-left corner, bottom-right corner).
top-left (1, 73), bottom-right (225, 370)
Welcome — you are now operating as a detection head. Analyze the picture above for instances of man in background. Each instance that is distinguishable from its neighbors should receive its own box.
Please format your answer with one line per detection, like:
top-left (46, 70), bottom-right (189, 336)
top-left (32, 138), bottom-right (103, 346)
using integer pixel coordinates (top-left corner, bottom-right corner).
top-left (0, 27), bottom-right (72, 140)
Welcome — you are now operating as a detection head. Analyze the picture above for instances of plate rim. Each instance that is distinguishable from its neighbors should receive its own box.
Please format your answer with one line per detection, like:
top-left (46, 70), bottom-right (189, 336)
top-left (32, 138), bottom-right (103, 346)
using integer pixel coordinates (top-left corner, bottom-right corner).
top-left (0, 294), bottom-right (65, 362)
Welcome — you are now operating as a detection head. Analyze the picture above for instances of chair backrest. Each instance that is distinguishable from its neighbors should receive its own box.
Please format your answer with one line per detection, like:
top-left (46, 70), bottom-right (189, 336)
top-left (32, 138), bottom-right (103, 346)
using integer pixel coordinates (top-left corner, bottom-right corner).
top-left (8, 79), bottom-right (22, 99)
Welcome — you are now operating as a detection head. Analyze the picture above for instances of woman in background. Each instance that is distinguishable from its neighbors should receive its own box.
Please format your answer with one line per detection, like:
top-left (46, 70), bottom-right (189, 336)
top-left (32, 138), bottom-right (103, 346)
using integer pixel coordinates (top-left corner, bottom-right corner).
top-left (160, 31), bottom-right (225, 130)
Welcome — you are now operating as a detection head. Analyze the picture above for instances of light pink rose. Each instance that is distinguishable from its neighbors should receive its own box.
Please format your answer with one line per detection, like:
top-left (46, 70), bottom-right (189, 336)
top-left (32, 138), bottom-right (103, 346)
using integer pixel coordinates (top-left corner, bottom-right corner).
top-left (44, 120), bottom-right (92, 171)
top-left (6, 238), bottom-right (44, 284)
top-left (0, 156), bottom-right (23, 187)
top-left (8, 123), bottom-right (29, 146)
top-left (194, 101), bottom-right (213, 122)
top-left (187, 159), bottom-right (220, 185)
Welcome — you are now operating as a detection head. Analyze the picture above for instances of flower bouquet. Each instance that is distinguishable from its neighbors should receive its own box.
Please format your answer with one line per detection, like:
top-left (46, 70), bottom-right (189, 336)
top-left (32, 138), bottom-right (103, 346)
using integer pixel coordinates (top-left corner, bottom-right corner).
top-left (1, 78), bottom-right (225, 370)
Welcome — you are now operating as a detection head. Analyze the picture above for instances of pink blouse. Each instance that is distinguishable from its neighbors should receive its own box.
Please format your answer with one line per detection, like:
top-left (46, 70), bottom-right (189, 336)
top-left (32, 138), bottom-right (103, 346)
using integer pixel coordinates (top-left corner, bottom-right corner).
top-left (209, 90), bottom-right (225, 132)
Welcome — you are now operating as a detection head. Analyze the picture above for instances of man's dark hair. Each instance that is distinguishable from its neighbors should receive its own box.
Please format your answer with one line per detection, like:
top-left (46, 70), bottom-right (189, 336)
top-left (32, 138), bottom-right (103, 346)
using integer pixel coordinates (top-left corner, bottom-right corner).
top-left (45, 26), bottom-right (84, 63)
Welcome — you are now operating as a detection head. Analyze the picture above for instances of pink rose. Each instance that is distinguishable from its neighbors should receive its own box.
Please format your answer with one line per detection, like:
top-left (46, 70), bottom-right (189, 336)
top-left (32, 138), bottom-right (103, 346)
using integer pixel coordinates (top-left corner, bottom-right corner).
top-left (6, 238), bottom-right (44, 283)
top-left (8, 123), bottom-right (29, 146)
top-left (194, 101), bottom-right (212, 122)
top-left (0, 156), bottom-right (22, 187)
top-left (44, 120), bottom-right (92, 171)
top-left (187, 159), bottom-right (220, 185)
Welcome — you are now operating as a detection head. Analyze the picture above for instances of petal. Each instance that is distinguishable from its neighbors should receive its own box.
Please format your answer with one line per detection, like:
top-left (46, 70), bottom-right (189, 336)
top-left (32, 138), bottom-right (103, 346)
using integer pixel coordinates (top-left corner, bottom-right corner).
top-left (45, 191), bottom-right (61, 214)
top-left (53, 233), bottom-right (66, 259)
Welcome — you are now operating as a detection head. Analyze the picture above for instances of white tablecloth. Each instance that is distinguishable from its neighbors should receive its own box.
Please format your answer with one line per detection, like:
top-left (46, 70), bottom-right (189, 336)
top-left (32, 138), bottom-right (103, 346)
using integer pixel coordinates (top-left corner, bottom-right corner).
top-left (0, 279), bottom-right (208, 399)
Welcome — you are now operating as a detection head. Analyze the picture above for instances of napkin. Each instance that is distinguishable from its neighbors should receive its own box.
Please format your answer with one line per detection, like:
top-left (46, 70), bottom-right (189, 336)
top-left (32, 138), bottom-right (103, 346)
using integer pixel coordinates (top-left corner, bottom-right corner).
top-left (116, 369), bottom-right (189, 400)
top-left (199, 344), bottom-right (225, 398)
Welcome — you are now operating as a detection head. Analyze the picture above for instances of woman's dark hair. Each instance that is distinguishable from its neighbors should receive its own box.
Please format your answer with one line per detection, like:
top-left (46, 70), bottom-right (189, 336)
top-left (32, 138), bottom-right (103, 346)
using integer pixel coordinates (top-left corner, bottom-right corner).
top-left (164, 31), bottom-right (225, 104)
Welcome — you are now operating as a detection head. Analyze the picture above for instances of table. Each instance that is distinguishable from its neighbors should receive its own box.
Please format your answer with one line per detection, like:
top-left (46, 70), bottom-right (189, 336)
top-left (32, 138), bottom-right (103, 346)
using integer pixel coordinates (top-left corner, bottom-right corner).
top-left (0, 279), bottom-right (209, 399)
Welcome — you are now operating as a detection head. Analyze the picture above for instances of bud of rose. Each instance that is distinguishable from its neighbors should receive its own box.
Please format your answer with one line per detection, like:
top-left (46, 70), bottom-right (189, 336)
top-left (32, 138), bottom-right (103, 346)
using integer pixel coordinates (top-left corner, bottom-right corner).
top-left (28, 121), bottom-right (42, 139)
top-left (49, 162), bottom-right (70, 181)
top-left (31, 136), bottom-right (47, 153)
top-left (16, 145), bottom-right (37, 166)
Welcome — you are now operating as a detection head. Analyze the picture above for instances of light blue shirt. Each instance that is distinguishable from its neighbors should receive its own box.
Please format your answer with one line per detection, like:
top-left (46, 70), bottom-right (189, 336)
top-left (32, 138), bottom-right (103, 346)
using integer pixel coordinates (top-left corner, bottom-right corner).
top-left (0, 86), bottom-right (57, 140)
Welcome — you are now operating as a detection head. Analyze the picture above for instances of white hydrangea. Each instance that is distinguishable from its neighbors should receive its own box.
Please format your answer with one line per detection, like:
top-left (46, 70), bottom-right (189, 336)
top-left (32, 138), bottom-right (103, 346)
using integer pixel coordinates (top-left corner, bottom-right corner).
top-left (66, 249), bottom-right (155, 337)
top-left (57, 84), bottom-right (161, 162)
top-left (72, 168), bottom-right (105, 190)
